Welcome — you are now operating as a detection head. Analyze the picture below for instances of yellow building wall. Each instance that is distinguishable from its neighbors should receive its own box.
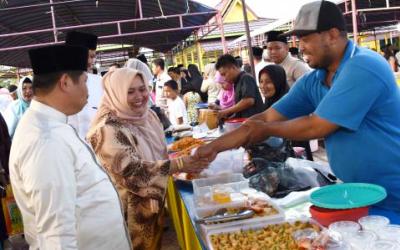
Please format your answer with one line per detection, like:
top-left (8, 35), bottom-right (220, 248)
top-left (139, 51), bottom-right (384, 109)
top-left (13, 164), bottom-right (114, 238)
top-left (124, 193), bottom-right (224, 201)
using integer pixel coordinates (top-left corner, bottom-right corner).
top-left (223, 0), bottom-right (257, 23)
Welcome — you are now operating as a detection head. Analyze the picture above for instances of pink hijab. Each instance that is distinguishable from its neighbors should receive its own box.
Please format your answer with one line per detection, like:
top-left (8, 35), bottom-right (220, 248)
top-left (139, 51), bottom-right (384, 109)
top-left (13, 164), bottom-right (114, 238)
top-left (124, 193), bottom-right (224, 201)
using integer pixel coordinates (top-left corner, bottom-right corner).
top-left (215, 71), bottom-right (235, 109)
top-left (89, 68), bottom-right (166, 161)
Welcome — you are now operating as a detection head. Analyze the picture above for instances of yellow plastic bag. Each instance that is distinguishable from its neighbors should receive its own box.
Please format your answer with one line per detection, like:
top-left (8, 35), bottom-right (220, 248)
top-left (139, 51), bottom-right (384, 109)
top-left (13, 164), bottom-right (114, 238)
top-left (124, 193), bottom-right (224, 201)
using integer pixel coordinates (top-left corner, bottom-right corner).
top-left (1, 185), bottom-right (23, 236)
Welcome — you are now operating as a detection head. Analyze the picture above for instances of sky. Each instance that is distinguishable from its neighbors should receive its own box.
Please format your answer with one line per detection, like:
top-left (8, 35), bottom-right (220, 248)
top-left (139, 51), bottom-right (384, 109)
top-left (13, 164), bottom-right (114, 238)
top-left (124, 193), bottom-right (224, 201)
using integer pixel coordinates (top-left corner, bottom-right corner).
top-left (195, 0), bottom-right (343, 20)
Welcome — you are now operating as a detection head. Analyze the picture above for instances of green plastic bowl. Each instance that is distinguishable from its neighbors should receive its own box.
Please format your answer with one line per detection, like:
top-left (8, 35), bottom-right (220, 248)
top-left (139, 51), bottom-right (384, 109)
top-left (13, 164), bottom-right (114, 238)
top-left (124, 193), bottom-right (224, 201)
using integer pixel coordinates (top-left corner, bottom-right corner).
top-left (310, 183), bottom-right (387, 209)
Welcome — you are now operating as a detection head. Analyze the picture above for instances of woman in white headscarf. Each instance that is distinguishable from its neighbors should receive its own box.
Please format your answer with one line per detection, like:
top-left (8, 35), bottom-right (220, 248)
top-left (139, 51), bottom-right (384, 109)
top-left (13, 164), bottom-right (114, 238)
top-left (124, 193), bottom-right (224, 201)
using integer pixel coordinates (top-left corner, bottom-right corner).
top-left (201, 63), bottom-right (220, 103)
top-left (125, 58), bottom-right (155, 105)
top-left (3, 77), bottom-right (33, 138)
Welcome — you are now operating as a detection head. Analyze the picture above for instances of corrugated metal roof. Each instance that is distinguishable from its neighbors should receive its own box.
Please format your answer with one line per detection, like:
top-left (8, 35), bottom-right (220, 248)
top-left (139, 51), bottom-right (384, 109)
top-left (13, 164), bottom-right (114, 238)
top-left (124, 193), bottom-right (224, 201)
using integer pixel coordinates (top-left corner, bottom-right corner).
top-left (0, 0), bottom-right (216, 67)
top-left (207, 18), bottom-right (275, 37)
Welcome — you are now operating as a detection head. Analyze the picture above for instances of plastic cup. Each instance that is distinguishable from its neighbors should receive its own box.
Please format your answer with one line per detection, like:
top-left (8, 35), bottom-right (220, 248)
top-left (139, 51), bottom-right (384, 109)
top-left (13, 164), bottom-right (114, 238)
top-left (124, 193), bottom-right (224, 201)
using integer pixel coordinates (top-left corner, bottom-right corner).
top-left (367, 240), bottom-right (400, 250)
top-left (328, 221), bottom-right (360, 240)
top-left (346, 230), bottom-right (377, 250)
top-left (358, 215), bottom-right (390, 233)
top-left (379, 225), bottom-right (400, 243)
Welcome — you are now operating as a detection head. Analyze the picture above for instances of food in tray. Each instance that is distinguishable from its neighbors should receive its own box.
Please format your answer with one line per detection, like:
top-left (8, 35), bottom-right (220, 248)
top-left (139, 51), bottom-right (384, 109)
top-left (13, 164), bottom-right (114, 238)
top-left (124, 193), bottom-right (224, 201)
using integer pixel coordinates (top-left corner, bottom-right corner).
top-left (173, 172), bottom-right (201, 181)
top-left (203, 198), bottom-right (279, 222)
top-left (170, 137), bottom-right (204, 152)
top-left (209, 221), bottom-right (321, 250)
top-left (248, 198), bottom-right (278, 216)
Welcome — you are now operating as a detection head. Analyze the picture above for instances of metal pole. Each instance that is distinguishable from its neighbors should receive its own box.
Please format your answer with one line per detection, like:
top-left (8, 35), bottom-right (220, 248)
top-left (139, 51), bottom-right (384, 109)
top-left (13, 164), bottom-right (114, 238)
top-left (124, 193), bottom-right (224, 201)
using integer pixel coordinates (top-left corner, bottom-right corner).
top-left (373, 28), bottom-right (378, 50)
top-left (344, 6), bottom-right (400, 14)
top-left (216, 11), bottom-right (227, 54)
top-left (351, 0), bottom-right (358, 45)
top-left (137, 0), bottom-right (143, 19)
top-left (0, 24), bottom-right (218, 52)
top-left (0, 11), bottom-right (217, 38)
top-left (195, 34), bottom-right (203, 71)
top-left (50, 0), bottom-right (58, 42)
top-left (241, 0), bottom-right (255, 77)
top-left (0, 0), bottom-right (92, 11)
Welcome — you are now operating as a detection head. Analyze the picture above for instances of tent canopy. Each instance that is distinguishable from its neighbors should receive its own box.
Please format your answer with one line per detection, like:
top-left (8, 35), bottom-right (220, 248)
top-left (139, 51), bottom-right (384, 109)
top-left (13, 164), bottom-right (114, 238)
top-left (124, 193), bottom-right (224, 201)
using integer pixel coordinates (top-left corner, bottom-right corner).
top-left (0, 0), bottom-right (216, 67)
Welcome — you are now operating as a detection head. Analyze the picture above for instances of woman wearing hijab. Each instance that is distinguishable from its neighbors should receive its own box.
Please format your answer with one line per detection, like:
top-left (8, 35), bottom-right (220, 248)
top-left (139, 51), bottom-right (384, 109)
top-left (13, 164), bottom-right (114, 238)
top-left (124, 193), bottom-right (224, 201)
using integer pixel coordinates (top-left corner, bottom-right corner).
top-left (209, 71), bottom-right (235, 110)
top-left (125, 58), bottom-right (155, 105)
top-left (187, 64), bottom-right (207, 102)
top-left (258, 65), bottom-right (289, 110)
top-left (87, 68), bottom-right (208, 250)
top-left (3, 77), bottom-right (33, 138)
top-left (201, 63), bottom-right (220, 103)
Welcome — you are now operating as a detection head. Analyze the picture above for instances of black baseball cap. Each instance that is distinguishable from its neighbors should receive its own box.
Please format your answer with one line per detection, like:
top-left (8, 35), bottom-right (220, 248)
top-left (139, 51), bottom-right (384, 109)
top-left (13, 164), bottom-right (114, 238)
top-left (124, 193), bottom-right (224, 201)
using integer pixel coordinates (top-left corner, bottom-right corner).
top-left (282, 0), bottom-right (346, 37)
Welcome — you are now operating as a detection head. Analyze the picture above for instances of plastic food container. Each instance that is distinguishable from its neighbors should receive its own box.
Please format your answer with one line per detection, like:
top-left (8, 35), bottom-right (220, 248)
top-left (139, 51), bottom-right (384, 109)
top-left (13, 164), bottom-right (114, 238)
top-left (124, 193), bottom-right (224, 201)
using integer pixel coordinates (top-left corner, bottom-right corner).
top-left (328, 221), bottom-right (360, 239)
top-left (379, 225), bottom-right (400, 242)
top-left (193, 173), bottom-right (248, 199)
top-left (224, 118), bottom-right (246, 132)
top-left (358, 215), bottom-right (390, 233)
top-left (367, 240), bottom-right (400, 250)
top-left (192, 174), bottom-right (249, 218)
top-left (346, 230), bottom-right (377, 250)
top-left (310, 205), bottom-right (369, 227)
top-left (199, 198), bottom-right (285, 235)
top-left (206, 218), bottom-right (322, 250)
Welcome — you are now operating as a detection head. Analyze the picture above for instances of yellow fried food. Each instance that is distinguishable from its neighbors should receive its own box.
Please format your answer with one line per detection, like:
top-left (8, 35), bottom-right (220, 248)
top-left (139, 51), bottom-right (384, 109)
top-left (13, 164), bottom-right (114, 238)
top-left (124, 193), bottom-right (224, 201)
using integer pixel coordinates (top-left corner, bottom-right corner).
top-left (210, 221), bottom-right (321, 250)
top-left (170, 137), bottom-right (204, 151)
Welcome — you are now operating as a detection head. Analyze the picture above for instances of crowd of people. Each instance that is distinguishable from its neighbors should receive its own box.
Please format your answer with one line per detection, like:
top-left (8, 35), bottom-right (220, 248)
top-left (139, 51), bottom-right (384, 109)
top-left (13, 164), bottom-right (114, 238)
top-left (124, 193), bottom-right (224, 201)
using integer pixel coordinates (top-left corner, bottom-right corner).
top-left (0, 1), bottom-right (399, 250)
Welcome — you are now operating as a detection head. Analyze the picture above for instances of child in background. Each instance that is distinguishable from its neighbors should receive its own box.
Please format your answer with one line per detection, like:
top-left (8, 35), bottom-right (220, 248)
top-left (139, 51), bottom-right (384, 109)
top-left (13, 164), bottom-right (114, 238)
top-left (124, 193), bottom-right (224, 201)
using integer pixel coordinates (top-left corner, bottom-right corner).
top-left (163, 80), bottom-right (188, 126)
top-left (209, 71), bottom-right (235, 110)
top-left (183, 85), bottom-right (201, 125)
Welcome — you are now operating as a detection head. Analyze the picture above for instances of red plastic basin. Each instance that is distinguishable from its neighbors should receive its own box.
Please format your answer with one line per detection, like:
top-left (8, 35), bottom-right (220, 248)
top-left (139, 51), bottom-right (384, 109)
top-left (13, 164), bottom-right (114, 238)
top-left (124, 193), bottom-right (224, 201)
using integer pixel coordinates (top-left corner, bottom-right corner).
top-left (310, 205), bottom-right (369, 227)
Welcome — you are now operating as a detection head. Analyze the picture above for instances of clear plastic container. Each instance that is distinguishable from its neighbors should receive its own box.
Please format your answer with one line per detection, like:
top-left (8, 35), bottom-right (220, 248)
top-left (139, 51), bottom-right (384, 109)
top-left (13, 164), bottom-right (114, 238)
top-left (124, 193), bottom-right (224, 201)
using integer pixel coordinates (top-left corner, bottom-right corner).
top-left (379, 225), bottom-right (400, 243)
top-left (328, 221), bottom-right (360, 239)
top-left (367, 240), bottom-right (400, 250)
top-left (346, 230), bottom-right (377, 250)
top-left (358, 215), bottom-right (390, 233)
top-left (193, 174), bottom-right (248, 204)
top-left (192, 173), bottom-right (249, 219)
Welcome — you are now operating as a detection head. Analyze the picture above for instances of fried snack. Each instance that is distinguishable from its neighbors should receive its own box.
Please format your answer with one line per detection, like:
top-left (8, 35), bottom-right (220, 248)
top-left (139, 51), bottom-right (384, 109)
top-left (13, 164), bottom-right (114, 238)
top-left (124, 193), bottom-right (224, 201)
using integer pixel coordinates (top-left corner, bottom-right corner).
top-left (170, 137), bottom-right (204, 152)
top-left (210, 221), bottom-right (321, 250)
top-left (177, 143), bottom-right (204, 157)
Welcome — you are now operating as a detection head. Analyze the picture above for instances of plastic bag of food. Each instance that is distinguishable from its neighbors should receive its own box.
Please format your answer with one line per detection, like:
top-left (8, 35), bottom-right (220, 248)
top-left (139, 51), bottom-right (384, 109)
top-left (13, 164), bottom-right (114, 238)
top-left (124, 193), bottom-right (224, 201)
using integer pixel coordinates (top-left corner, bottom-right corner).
top-left (247, 158), bottom-right (336, 198)
top-left (201, 148), bottom-right (245, 176)
top-left (1, 185), bottom-right (23, 236)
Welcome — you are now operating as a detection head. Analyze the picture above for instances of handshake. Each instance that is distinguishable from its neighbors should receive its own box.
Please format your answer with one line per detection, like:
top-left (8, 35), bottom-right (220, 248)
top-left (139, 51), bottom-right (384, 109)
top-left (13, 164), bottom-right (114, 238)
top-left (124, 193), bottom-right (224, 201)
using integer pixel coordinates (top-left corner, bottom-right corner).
top-left (171, 143), bottom-right (218, 175)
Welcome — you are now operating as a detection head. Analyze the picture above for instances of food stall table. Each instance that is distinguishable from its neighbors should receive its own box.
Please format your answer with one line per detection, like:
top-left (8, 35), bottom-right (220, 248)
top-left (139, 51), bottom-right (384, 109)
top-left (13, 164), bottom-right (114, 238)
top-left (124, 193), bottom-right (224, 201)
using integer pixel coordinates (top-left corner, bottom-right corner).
top-left (167, 177), bottom-right (400, 250)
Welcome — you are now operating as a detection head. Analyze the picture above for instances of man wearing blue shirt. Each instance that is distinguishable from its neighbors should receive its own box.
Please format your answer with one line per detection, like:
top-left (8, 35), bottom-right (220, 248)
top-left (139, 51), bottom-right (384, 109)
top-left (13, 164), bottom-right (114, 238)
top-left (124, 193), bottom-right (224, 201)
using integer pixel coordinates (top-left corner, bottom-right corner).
top-left (195, 0), bottom-right (400, 212)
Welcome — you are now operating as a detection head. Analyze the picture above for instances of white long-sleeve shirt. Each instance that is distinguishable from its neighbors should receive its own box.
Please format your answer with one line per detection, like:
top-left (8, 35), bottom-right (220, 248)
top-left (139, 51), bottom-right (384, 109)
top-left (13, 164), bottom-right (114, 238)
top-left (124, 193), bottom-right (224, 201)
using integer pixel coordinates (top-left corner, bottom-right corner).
top-left (9, 100), bottom-right (131, 250)
top-left (68, 73), bottom-right (103, 139)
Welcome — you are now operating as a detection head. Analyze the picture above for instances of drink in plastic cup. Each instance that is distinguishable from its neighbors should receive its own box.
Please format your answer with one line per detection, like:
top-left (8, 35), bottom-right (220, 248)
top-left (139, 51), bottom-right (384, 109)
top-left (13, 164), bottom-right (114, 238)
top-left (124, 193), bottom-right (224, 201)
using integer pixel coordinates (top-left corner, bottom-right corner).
top-left (347, 230), bottom-right (377, 250)
top-left (379, 225), bottom-right (400, 243)
top-left (367, 240), bottom-right (400, 250)
top-left (328, 221), bottom-right (360, 240)
top-left (358, 215), bottom-right (390, 233)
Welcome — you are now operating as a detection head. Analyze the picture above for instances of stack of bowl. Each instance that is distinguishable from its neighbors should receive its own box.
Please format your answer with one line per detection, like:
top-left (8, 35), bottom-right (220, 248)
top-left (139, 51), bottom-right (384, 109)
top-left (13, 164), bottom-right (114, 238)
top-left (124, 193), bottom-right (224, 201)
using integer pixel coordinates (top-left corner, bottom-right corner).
top-left (309, 183), bottom-right (387, 227)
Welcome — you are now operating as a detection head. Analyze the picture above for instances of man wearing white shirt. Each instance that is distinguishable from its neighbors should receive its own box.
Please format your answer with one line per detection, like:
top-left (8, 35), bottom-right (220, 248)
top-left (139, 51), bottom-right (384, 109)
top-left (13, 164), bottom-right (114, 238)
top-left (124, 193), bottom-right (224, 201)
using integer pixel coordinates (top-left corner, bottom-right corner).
top-left (65, 31), bottom-right (103, 139)
top-left (152, 58), bottom-right (171, 107)
top-left (9, 45), bottom-right (131, 250)
top-left (252, 46), bottom-right (270, 87)
top-left (266, 31), bottom-right (310, 87)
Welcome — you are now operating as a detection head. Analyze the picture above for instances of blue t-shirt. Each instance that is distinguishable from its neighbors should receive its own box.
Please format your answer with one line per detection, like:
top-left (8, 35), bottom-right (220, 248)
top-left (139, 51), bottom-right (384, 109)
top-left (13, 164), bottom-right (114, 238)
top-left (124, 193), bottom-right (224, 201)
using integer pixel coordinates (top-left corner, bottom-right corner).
top-left (273, 40), bottom-right (400, 212)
